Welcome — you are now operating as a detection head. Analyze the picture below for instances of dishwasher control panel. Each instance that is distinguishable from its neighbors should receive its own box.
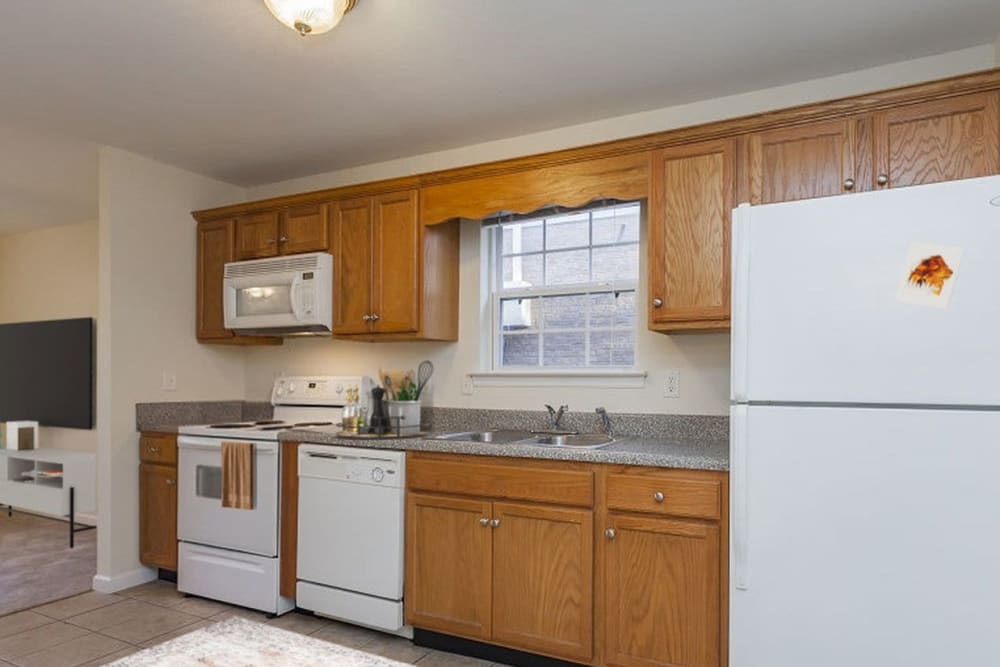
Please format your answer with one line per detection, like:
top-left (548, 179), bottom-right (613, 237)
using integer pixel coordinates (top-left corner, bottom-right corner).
top-left (298, 444), bottom-right (405, 488)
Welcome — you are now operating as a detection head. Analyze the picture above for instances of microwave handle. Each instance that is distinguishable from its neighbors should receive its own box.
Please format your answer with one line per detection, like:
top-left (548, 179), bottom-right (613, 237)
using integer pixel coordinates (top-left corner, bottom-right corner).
top-left (290, 275), bottom-right (304, 320)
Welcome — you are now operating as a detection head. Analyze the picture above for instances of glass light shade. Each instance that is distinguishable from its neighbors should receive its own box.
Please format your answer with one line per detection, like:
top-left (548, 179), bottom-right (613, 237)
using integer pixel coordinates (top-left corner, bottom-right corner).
top-left (264, 0), bottom-right (355, 36)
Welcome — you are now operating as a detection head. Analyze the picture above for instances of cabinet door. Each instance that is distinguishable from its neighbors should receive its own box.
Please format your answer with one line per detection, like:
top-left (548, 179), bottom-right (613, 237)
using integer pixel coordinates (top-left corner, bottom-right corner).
top-left (747, 119), bottom-right (857, 203)
top-left (492, 502), bottom-right (594, 663)
top-left (875, 92), bottom-right (1000, 189)
top-left (372, 190), bottom-right (420, 333)
top-left (280, 203), bottom-right (329, 255)
top-left (604, 515), bottom-right (721, 667)
top-left (235, 211), bottom-right (280, 260)
top-left (648, 139), bottom-right (734, 330)
top-left (331, 198), bottom-right (374, 334)
top-left (405, 493), bottom-right (493, 640)
top-left (196, 219), bottom-right (235, 340)
top-left (139, 463), bottom-right (177, 570)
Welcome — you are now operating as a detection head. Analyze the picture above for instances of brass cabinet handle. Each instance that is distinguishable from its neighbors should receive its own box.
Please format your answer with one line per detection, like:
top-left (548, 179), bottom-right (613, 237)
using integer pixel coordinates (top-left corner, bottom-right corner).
top-left (843, 178), bottom-right (855, 191)
top-left (653, 491), bottom-right (665, 503)
top-left (370, 313), bottom-right (381, 322)
top-left (605, 528), bottom-right (616, 540)
top-left (479, 518), bottom-right (490, 527)
top-left (877, 173), bottom-right (889, 186)
top-left (490, 518), bottom-right (501, 528)
top-left (148, 447), bottom-right (159, 454)
top-left (652, 298), bottom-right (663, 308)
top-left (279, 236), bottom-right (289, 243)
top-left (362, 314), bottom-right (372, 322)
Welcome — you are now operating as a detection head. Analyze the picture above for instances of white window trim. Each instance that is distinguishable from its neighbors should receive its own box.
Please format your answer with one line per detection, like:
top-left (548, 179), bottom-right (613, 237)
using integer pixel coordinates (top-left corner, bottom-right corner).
top-left (468, 369), bottom-right (648, 389)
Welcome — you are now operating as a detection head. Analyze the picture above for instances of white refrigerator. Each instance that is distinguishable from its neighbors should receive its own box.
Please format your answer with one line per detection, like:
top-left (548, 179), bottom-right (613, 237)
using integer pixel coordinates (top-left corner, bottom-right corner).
top-left (730, 175), bottom-right (1000, 667)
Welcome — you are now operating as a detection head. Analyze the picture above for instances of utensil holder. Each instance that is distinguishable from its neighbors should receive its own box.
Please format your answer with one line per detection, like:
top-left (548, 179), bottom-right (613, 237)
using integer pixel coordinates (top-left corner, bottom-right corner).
top-left (386, 400), bottom-right (421, 435)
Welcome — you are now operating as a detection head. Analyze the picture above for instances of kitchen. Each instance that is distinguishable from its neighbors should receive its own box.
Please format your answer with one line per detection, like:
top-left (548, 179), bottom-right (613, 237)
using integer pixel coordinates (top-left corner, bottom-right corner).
top-left (2, 2), bottom-right (1000, 666)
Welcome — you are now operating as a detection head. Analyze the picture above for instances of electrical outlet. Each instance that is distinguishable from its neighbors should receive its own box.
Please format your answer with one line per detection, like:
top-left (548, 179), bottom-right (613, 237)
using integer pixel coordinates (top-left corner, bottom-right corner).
top-left (461, 376), bottom-right (475, 395)
top-left (664, 370), bottom-right (680, 398)
top-left (161, 370), bottom-right (177, 392)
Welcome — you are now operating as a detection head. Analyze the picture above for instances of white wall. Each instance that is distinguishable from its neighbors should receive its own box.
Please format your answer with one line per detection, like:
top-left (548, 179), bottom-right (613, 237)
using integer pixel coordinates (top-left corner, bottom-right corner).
top-left (242, 45), bottom-right (996, 415)
top-left (95, 148), bottom-right (247, 590)
top-left (0, 221), bottom-right (99, 453)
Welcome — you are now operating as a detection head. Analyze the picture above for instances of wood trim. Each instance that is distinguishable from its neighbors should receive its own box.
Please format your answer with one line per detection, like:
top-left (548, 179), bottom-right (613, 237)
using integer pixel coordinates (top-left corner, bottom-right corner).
top-left (192, 68), bottom-right (1000, 223)
top-left (279, 441), bottom-right (300, 599)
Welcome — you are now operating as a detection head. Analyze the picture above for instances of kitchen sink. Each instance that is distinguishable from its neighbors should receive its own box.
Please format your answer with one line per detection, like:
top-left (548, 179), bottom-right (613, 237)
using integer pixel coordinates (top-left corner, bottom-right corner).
top-left (434, 430), bottom-right (613, 449)
top-left (434, 430), bottom-right (535, 444)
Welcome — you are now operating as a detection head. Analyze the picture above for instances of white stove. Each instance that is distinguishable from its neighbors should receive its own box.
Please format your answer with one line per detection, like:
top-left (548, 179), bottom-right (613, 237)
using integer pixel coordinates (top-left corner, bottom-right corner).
top-left (176, 375), bottom-right (371, 616)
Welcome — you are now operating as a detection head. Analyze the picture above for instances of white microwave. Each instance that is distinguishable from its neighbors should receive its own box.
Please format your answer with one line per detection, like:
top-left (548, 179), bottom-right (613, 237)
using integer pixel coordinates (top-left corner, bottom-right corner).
top-left (223, 252), bottom-right (333, 335)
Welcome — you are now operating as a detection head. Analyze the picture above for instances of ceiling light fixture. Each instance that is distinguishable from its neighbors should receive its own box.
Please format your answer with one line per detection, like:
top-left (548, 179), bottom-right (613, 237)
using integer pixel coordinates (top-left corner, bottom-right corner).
top-left (264, 0), bottom-right (358, 37)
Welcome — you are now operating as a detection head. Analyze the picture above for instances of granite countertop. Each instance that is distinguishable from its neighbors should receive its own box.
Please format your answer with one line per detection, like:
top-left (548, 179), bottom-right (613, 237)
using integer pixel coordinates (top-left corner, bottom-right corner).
top-left (279, 427), bottom-right (729, 471)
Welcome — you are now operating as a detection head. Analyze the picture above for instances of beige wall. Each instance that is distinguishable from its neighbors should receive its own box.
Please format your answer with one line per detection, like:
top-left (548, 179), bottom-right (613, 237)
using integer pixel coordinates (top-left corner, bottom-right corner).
top-left (0, 221), bottom-right (98, 453)
top-left (242, 45), bottom-right (996, 415)
top-left (95, 148), bottom-right (247, 591)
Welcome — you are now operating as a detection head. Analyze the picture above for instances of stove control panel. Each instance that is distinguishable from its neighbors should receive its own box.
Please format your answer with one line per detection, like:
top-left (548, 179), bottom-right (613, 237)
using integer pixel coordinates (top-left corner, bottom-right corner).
top-left (272, 375), bottom-right (373, 407)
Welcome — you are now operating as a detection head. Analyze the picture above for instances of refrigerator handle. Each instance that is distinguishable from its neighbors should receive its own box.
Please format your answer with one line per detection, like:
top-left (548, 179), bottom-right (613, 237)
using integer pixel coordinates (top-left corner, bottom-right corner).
top-left (731, 405), bottom-right (750, 590)
top-left (731, 204), bottom-right (751, 403)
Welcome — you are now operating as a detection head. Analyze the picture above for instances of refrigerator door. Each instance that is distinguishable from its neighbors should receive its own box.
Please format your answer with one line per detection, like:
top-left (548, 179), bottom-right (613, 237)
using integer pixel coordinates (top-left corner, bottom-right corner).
top-left (731, 175), bottom-right (1000, 405)
top-left (730, 404), bottom-right (1000, 667)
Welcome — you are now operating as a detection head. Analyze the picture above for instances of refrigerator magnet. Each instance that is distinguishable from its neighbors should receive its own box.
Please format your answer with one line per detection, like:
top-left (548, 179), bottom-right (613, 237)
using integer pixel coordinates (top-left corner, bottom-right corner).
top-left (896, 242), bottom-right (962, 308)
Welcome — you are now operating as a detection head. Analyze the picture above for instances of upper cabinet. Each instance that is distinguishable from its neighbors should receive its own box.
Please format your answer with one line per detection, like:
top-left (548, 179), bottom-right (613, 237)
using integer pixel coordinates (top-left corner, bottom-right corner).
top-left (236, 205), bottom-right (329, 260)
top-left (197, 219), bottom-right (236, 341)
top-left (874, 91), bottom-right (1000, 190)
top-left (331, 190), bottom-right (459, 340)
top-left (648, 139), bottom-right (735, 332)
top-left (747, 118), bottom-right (858, 204)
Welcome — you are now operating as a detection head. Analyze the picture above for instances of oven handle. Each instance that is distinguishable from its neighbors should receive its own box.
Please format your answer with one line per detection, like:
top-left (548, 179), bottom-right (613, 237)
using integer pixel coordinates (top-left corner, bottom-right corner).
top-left (178, 441), bottom-right (276, 456)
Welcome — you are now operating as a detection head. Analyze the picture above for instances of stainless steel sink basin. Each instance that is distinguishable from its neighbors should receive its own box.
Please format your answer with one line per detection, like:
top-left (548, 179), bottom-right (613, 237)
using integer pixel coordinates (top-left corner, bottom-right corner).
top-left (433, 430), bottom-right (534, 444)
top-left (434, 430), bottom-right (613, 449)
top-left (528, 433), bottom-right (614, 449)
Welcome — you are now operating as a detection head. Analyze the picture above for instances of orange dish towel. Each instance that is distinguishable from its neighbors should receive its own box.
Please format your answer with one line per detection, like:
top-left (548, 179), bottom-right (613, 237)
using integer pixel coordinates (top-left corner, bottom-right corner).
top-left (221, 441), bottom-right (254, 510)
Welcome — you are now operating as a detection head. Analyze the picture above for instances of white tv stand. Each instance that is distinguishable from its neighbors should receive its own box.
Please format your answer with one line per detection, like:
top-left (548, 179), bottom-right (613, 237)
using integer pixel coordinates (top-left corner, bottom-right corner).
top-left (0, 448), bottom-right (96, 547)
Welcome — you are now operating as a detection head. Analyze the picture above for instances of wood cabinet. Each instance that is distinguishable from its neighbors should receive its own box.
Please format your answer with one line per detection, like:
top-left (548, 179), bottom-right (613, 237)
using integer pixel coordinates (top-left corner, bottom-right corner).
top-left (603, 515), bottom-right (721, 667)
top-left (138, 433), bottom-right (177, 571)
top-left (331, 190), bottom-right (459, 340)
top-left (875, 91), bottom-right (1000, 190)
top-left (648, 139), bottom-right (735, 331)
top-left (236, 206), bottom-right (329, 260)
top-left (197, 219), bottom-right (236, 341)
top-left (747, 118), bottom-right (858, 204)
top-left (235, 211), bottom-right (281, 260)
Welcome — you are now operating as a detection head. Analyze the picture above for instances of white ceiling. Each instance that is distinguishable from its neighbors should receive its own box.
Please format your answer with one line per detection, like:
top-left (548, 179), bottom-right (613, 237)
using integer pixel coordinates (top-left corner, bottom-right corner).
top-left (1, 0), bottom-right (999, 233)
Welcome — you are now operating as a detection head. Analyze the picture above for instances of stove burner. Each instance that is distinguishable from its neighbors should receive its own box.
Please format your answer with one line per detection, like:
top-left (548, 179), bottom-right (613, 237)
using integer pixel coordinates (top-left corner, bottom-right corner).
top-left (293, 421), bottom-right (335, 427)
top-left (209, 423), bottom-right (253, 429)
top-left (254, 420), bottom-right (284, 426)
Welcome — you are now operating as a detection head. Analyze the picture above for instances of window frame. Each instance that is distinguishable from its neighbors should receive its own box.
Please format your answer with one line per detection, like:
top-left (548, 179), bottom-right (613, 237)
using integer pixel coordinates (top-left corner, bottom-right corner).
top-left (485, 202), bottom-right (641, 372)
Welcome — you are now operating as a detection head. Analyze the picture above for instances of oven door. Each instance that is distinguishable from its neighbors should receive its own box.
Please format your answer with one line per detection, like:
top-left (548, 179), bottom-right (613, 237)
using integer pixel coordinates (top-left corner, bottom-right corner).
top-left (177, 436), bottom-right (279, 557)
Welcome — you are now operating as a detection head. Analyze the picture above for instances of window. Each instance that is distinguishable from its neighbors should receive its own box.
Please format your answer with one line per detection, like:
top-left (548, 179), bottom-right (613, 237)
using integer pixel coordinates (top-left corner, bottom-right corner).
top-left (487, 202), bottom-right (640, 370)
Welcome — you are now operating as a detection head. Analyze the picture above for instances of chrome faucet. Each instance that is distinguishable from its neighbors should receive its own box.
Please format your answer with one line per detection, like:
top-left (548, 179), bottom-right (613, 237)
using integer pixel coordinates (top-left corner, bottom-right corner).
top-left (595, 407), bottom-right (613, 438)
top-left (544, 404), bottom-right (569, 431)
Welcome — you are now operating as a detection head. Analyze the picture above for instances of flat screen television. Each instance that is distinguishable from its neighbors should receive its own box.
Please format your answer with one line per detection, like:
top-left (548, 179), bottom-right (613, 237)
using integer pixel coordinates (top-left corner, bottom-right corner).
top-left (0, 318), bottom-right (94, 429)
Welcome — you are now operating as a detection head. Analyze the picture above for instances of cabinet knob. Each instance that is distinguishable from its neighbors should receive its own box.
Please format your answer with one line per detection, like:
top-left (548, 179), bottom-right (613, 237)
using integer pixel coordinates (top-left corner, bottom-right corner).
top-left (652, 298), bottom-right (663, 308)
top-left (877, 173), bottom-right (889, 186)
top-left (166, 479), bottom-right (176, 486)
top-left (479, 517), bottom-right (490, 527)
top-left (490, 518), bottom-right (501, 528)
top-left (362, 314), bottom-right (372, 322)
top-left (653, 491), bottom-right (665, 503)
top-left (370, 313), bottom-right (380, 322)
top-left (843, 178), bottom-right (855, 191)
top-left (279, 236), bottom-right (289, 243)
top-left (148, 447), bottom-right (159, 454)
top-left (605, 528), bottom-right (616, 540)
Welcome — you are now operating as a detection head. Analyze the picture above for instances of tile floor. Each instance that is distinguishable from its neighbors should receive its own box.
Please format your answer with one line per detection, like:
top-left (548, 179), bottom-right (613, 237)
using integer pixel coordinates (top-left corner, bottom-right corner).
top-left (0, 580), bottom-right (504, 667)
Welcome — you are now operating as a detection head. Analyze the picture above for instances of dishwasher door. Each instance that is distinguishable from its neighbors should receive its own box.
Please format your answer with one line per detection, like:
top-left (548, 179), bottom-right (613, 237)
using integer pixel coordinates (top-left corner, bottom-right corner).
top-left (297, 445), bottom-right (406, 600)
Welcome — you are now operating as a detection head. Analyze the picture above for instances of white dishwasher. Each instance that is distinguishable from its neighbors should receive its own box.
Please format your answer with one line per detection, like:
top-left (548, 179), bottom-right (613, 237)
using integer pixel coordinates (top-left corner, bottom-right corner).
top-left (296, 444), bottom-right (409, 636)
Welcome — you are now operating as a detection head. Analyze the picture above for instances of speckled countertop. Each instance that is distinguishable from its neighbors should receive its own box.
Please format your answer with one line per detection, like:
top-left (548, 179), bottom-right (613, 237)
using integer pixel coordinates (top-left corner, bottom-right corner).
top-left (279, 427), bottom-right (729, 471)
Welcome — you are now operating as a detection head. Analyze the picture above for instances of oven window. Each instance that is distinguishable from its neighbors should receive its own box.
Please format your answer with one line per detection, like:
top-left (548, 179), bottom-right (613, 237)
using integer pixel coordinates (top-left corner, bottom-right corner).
top-left (235, 285), bottom-right (292, 317)
top-left (196, 465), bottom-right (222, 500)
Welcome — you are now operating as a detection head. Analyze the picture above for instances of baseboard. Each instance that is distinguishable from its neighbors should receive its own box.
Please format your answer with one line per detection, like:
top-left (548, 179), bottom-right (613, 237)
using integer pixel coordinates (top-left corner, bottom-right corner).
top-left (92, 566), bottom-right (157, 593)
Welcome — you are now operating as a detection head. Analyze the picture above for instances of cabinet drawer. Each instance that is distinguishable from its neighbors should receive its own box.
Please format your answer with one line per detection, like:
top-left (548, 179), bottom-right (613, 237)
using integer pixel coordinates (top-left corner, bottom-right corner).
top-left (606, 472), bottom-right (721, 520)
top-left (408, 455), bottom-right (594, 507)
top-left (140, 434), bottom-right (177, 465)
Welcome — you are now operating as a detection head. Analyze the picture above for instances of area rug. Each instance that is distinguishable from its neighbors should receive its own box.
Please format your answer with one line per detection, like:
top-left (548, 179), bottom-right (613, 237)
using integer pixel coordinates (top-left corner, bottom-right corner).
top-left (110, 617), bottom-right (410, 666)
top-left (0, 510), bottom-right (96, 616)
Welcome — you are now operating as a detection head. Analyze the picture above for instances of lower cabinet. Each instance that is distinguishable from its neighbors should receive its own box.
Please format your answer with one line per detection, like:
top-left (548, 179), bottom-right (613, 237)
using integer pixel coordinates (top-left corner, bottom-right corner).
top-left (405, 453), bottom-right (728, 667)
top-left (138, 433), bottom-right (178, 571)
top-left (604, 515), bottom-right (721, 667)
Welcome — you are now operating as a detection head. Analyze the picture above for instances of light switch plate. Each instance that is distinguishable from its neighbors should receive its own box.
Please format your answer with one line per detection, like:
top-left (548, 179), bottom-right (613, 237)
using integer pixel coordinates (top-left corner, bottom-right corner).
top-left (162, 370), bottom-right (177, 392)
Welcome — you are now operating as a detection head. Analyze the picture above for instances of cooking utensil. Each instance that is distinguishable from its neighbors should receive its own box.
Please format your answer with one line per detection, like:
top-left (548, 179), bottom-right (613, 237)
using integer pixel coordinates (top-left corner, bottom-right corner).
top-left (415, 360), bottom-right (434, 399)
top-left (383, 374), bottom-right (395, 400)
